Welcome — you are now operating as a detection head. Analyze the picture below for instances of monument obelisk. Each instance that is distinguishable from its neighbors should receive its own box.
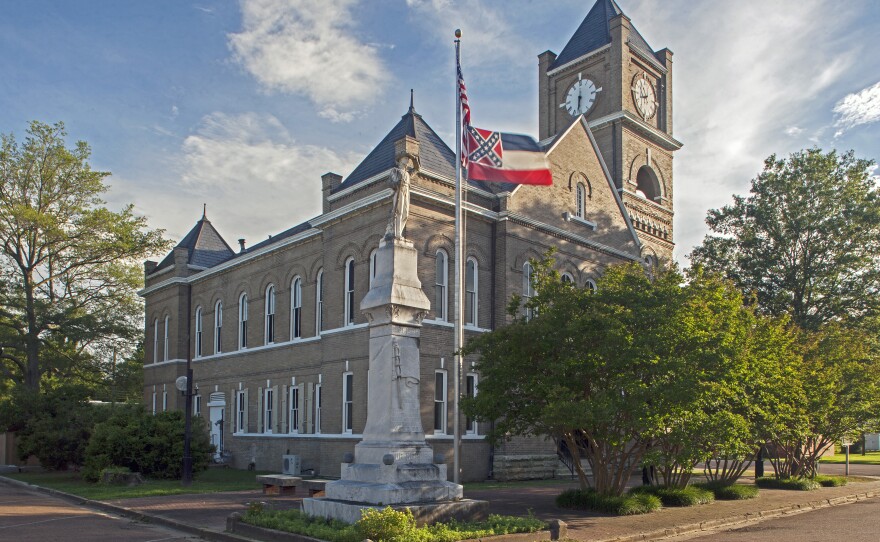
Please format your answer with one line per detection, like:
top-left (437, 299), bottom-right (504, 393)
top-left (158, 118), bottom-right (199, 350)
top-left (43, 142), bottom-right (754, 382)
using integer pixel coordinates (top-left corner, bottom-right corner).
top-left (303, 137), bottom-right (486, 524)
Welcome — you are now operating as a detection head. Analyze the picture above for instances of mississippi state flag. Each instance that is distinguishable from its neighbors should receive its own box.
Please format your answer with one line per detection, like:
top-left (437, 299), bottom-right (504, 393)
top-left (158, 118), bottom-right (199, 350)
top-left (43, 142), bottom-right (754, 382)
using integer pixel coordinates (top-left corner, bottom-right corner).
top-left (466, 127), bottom-right (552, 186)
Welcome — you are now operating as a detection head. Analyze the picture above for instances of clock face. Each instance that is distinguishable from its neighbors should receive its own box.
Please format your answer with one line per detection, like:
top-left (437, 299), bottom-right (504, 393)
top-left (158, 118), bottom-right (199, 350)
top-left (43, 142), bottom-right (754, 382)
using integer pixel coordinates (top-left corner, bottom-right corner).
top-left (563, 77), bottom-right (599, 117)
top-left (632, 74), bottom-right (658, 120)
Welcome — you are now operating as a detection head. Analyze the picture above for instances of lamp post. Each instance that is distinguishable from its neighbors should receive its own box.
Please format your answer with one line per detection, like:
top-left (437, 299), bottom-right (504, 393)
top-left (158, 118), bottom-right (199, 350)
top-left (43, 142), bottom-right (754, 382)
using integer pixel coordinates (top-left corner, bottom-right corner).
top-left (175, 372), bottom-right (195, 486)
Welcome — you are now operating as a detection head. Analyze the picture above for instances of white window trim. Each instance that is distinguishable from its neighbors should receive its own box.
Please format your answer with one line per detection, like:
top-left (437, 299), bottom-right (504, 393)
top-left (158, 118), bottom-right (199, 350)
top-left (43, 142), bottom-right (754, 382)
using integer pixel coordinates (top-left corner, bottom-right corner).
top-left (214, 301), bottom-right (223, 354)
top-left (434, 370), bottom-right (447, 434)
top-left (369, 249), bottom-right (378, 288)
top-left (316, 269), bottom-right (324, 336)
top-left (162, 389), bottom-right (168, 411)
top-left (290, 277), bottom-right (302, 340)
top-left (151, 391), bottom-right (157, 415)
top-left (153, 319), bottom-right (159, 363)
top-left (465, 257), bottom-right (478, 326)
top-left (466, 372), bottom-right (479, 435)
top-left (576, 182), bottom-right (586, 218)
top-left (315, 383), bottom-right (322, 434)
top-left (561, 272), bottom-right (575, 284)
top-left (435, 250), bottom-right (448, 321)
top-left (342, 372), bottom-right (354, 434)
top-left (586, 278), bottom-right (598, 291)
top-left (238, 293), bottom-right (248, 350)
top-left (194, 394), bottom-right (202, 417)
top-left (344, 257), bottom-right (355, 326)
top-left (289, 384), bottom-right (299, 435)
top-left (523, 262), bottom-right (534, 320)
top-left (194, 307), bottom-right (203, 358)
top-left (263, 387), bottom-right (274, 434)
top-left (163, 316), bottom-right (170, 361)
top-left (236, 390), bottom-right (247, 434)
top-left (264, 284), bottom-right (275, 345)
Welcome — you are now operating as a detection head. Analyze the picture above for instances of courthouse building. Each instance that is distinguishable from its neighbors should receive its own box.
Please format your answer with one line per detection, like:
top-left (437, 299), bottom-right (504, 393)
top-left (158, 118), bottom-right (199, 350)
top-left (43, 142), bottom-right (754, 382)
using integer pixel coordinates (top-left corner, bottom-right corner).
top-left (141, 0), bottom-right (679, 481)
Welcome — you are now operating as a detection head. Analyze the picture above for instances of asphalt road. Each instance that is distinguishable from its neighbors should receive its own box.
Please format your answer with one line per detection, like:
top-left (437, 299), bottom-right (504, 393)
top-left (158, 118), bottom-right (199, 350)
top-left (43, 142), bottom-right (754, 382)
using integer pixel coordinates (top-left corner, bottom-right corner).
top-left (0, 482), bottom-right (200, 542)
top-left (668, 495), bottom-right (880, 542)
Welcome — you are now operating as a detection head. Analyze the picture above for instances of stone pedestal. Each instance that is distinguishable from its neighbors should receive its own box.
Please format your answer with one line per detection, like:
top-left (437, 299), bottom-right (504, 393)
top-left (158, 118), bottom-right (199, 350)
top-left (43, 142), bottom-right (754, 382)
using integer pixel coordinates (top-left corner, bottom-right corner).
top-left (303, 237), bottom-right (483, 523)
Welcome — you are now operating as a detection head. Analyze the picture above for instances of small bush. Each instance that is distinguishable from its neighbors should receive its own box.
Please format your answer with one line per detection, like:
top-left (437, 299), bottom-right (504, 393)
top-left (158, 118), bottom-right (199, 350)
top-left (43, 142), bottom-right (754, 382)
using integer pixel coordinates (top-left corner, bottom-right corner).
top-left (357, 507), bottom-right (420, 542)
top-left (630, 485), bottom-right (714, 507)
top-left (556, 488), bottom-right (661, 515)
top-left (755, 477), bottom-right (820, 491)
top-left (814, 475), bottom-right (848, 487)
top-left (697, 482), bottom-right (759, 500)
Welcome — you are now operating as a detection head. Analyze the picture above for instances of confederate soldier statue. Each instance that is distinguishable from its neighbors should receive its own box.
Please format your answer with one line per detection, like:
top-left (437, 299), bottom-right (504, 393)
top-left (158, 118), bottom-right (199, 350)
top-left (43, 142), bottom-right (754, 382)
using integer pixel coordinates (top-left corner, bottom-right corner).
top-left (385, 154), bottom-right (418, 239)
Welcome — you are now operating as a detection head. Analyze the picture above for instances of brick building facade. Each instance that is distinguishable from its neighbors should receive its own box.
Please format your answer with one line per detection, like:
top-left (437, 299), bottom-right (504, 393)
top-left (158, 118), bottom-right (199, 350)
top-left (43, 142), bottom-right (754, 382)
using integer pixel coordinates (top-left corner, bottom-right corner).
top-left (141, 0), bottom-right (679, 482)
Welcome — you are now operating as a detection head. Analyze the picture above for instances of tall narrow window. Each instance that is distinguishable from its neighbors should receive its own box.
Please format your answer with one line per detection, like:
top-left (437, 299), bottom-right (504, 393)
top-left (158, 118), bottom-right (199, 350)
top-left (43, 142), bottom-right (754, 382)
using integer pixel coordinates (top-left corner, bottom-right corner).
top-left (315, 269), bottom-right (324, 335)
top-left (236, 390), bottom-right (246, 433)
top-left (344, 257), bottom-right (355, 325)
top-left (152, 391), bottom-right (157, 414)
top-left (264, 285), bottom-right (275, 344)
top-left (214, 301), bottom-right (223, 353)
top-left (523, 262), bottom-right (534, 321)
top-left (342, 372), bottom-right (354, 433)
top-left (466, 373), bottom-right (478, 435)
top-left (194, 394), bottom-right (202, 417)
top-left (163, 316), bottom-right (170, 361)
top-left (435, 250), bottom-right (448, 321)
top-left (195, 307), bottom-right (203, 358)
top-left (465, 258), bottom-right (478, 326)
top-left (291, 277), bottom-right (302, 339)
top-left (434, 371), bottom-right (447, 433)
top-left (264, 387), bottom-right (274, 434)
top-left (315, 383), bottom-right (322, 434)
top-left (162, 389), bottom-right (168, 411)
top-left (369, 249), bottom-right (378, 288)
top-left (238, 293), bottom-right (248, 349)
top-left (576, 182), bottom-right (586, 218)
top-left (153, 319), bottom-right (159, 363)
top-left (289, 385), bottom-right (299, 434)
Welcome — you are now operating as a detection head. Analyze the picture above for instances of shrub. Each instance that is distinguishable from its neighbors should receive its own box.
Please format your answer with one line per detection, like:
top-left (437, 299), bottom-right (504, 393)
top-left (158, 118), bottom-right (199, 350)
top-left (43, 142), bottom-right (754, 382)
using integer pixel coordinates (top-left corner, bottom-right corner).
top-left (755, 477), bottom-right (820, 490)
top-left (556, 488), bottom-right (661, 515)
top-left (357, 507), bottom-right (421, 542)
top-left (83, 404), bottom-right (213, 482)
top-left (814, 475), bottom-right (848, 487)
top-left (630, 485), bottom-right (715, 507)
top-left (697, 481), bottom-right (759, 500)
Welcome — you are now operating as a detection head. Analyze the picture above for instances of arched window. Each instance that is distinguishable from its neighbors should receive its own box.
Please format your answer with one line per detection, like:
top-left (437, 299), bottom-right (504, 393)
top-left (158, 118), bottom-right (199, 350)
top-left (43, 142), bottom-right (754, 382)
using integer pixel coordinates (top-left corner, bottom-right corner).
top-left (435, 250), bottom-right (448, 321)
top-left (163, 316), bottom-right (170, 361)
top-left (316, 269), bottom-right (324, 335)
top-left (561, 272), bottom-right (574, 285)
top-left (264, 284), bottom-right (275, 344)
top-left (291, 277), bottom-right (302, 339)
top-left (344, 257), bottom-right (356, 326)
top-left (465, 257), bottom-right (478, 326)
top-left (523, 262), bottom-right (535, 320)
top-left (635, 165), bottom-right (661, 202)
top-left (195, 307), bottom-right (203, 358)
top-left (214, 301), bottom-right (223, 353)
top-left (576, 182), bottom-right (586, 218)
top-left (586, 279), bottom-right (598, 292)
top-left (238, 293), bottom-right (248, 349)
top-left (152, 318), bottom-right (159, 363)
top-left (369, 249), bottom-right (378, 288)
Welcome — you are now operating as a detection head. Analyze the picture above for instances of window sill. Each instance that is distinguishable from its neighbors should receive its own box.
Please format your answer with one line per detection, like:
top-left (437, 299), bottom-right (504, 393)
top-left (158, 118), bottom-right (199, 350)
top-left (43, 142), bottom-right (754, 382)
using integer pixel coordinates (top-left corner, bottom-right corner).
top-left (563, 212), bottom-right (597, 230)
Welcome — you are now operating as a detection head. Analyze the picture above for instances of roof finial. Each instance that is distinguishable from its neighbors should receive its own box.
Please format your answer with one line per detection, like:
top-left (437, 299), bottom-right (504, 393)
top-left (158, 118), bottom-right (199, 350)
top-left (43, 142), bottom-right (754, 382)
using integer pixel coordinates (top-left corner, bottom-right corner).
top-left (202, 203), bottom-right (207, 219)
top-left (409, 89), bottom-right (415, 112)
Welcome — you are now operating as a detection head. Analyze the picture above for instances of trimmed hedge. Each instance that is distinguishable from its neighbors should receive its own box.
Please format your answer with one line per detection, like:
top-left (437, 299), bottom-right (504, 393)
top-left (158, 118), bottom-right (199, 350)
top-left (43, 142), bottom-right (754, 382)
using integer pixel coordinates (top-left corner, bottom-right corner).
top-left (630, 485), bottom-right (715, 507)
top-left (755, 477), bottom-right (820, 491)
top-left (556, 488), bottom-right (662, 515)
top-left (814, 475), bottom-right (848, 487)
top-left (697, 481), bottom-right (759, 500)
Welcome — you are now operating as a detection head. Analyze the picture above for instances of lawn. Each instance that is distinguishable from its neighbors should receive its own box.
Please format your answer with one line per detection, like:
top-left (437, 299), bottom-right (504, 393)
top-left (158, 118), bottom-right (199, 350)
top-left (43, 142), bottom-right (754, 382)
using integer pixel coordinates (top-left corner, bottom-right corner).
top-left (2, 468), bottom-right (270, 500)
top-left (819, 450), bottom-right (880, 465)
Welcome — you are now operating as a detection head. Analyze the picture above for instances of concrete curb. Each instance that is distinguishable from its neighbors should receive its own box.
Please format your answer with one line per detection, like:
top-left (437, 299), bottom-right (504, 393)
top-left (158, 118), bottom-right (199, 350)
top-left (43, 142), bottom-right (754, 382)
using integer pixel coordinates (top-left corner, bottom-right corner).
top-left (0, 475), bottom-right (255, 542)
top-left (589, 488), bottom-right (880, 542)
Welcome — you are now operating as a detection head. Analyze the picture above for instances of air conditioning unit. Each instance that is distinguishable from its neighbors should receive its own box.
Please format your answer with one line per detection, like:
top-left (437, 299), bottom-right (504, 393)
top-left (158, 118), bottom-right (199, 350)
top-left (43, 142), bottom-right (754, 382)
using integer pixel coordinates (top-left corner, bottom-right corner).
top-left (282, 454), bottom-right (301, 475)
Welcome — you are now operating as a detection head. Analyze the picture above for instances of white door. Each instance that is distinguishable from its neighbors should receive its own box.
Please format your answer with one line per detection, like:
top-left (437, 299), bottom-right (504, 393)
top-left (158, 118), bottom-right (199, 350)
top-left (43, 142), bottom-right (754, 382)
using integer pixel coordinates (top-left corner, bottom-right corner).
top-left (207, 392), bottom-right (226, 460)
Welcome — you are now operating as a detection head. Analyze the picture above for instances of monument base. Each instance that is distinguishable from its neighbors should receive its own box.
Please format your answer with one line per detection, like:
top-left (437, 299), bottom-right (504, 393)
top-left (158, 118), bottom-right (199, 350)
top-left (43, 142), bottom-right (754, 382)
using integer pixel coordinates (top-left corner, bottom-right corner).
top-left (302, 497), bottom-right (489, 526)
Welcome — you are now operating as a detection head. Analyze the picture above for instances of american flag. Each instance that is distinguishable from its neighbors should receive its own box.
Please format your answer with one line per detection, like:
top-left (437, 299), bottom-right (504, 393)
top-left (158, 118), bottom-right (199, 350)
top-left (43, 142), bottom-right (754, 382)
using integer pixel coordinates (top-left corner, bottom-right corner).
top-left (457, 62), bottom-right (470, 168)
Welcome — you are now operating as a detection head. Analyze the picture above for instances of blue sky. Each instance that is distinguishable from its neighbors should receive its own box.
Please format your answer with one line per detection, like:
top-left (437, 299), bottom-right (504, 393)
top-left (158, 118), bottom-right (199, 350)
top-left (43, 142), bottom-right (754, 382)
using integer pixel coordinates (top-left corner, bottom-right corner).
top-left (2, 0), bottom-right (879, 265)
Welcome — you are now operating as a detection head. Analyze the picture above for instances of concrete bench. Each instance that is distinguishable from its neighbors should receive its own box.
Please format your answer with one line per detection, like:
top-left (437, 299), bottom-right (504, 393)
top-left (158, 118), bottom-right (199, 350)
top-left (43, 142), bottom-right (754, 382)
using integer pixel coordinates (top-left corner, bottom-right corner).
top-left (256, 474), bottom-right (301, 495)
top-left (298, 478), bottom-right (331, 497)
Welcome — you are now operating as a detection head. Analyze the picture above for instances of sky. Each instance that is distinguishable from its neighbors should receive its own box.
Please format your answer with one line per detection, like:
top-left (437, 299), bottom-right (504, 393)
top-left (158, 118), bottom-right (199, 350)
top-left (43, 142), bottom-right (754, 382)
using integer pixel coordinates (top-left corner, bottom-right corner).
top-left (2, 0), bottom-right (879, 266)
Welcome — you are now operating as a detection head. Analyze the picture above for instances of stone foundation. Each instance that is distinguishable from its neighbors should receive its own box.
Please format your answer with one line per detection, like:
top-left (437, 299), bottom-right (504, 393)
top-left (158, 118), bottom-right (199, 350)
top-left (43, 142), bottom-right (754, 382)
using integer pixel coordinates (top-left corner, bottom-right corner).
top-left (492, 454), bottom-right (560, 481)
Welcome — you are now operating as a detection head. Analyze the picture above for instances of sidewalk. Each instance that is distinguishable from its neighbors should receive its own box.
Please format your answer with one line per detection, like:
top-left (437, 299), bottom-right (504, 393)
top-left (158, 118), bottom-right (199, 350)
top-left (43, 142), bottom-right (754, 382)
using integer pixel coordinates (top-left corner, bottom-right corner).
top-left (3, 464), bottom-right (880, 542)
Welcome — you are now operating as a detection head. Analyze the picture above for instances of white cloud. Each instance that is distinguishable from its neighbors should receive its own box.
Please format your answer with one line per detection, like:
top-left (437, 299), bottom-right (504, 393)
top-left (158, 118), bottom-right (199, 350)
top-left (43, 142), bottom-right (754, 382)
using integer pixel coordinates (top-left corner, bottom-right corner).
top-left (833, 80), bottom-right (880, 136)
top-left (785, 126), bottom-right (804, 136)
top-left (228, 0), bottom-right (388, 122)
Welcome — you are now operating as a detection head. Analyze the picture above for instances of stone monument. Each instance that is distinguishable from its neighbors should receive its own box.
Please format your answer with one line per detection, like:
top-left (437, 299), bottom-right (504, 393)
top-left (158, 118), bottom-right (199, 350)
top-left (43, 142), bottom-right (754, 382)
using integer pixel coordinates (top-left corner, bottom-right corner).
top-left (302, 138), bottom-right (487, 525)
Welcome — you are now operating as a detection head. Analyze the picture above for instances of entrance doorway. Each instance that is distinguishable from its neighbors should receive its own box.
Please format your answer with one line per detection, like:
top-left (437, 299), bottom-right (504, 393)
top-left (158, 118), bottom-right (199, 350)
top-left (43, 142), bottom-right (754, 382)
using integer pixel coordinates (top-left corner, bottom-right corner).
top-left (207, 392), bottom-right (225, 461)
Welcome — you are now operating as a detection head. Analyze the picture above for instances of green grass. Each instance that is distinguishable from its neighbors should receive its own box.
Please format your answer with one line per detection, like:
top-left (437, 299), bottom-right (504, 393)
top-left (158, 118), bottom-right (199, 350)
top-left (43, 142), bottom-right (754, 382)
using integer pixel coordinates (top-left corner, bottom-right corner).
top-left (3, 468), bottom-right (271, 500)
top-left (755, 477), bottom-right (820, 491)
top-left (819, 450), bottom-right (880, 465)
top-left (814, 475), bottom-right (848, 487)
top-left (630, 485), bottom-right (715, 507)
top-left (556, 488), bottom-right (662, 515)
top-left (696, 481), bottom-right (759, 500)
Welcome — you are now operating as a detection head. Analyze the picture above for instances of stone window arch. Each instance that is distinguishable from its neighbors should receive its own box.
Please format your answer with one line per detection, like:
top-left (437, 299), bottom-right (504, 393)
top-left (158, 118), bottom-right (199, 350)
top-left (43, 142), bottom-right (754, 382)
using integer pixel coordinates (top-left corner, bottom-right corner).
top-left (635, 165), bottom-right (662, 202)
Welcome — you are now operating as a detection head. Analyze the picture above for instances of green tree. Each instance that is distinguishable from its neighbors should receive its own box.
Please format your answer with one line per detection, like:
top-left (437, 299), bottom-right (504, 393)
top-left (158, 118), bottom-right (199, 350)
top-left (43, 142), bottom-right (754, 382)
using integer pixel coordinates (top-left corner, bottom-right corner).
top-left (690, 148), bottom-right (879, 331)
top-left (0, 121), bottom-right (169, 394)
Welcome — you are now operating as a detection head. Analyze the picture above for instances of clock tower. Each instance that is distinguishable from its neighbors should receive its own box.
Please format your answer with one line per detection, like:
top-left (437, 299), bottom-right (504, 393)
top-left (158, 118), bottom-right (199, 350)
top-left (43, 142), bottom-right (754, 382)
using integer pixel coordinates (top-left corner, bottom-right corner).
top-left (538, 0), bottom-right (681, 261)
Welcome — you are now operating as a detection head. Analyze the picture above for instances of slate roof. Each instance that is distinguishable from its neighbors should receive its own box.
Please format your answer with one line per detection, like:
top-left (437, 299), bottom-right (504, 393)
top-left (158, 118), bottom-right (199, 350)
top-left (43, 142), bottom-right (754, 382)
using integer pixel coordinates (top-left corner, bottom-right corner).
top-left (550, 0), bottom-right (656, 70)
top-left (155, 213), bottom-right (235, 272)
top-left (337, 104), bottom-right (517, 195)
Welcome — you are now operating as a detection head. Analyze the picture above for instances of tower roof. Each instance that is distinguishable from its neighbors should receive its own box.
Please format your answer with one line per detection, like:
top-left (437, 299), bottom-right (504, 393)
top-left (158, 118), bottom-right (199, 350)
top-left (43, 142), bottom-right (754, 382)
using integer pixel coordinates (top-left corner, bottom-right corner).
top-left (154, 211), bottom-right (235, 272)
top-left (550, 0), bottom-right (656, 70)
top-left (337, 103), bottom-right (516, 195)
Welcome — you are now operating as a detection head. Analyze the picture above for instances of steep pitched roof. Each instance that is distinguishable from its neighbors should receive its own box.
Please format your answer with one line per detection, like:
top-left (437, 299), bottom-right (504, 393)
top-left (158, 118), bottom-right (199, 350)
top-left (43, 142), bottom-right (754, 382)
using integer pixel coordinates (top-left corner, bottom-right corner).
top-left (155, 213), bottom-right (235, 272)
top-left (550, 0), bottom-right (656, 70)
top-left (336, 103), bottom-right (515, 195)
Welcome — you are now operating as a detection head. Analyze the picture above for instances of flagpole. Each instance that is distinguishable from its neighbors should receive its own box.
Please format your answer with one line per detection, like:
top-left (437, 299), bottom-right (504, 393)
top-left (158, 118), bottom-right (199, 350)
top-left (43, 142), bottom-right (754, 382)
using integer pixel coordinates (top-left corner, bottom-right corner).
top-left (453, 29), bottom-right (464, 485)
